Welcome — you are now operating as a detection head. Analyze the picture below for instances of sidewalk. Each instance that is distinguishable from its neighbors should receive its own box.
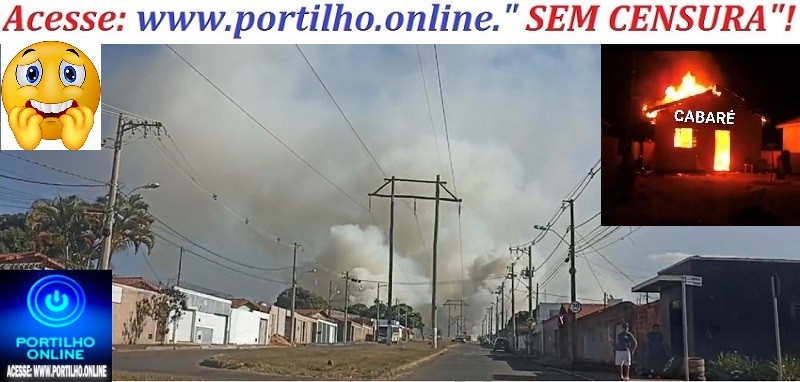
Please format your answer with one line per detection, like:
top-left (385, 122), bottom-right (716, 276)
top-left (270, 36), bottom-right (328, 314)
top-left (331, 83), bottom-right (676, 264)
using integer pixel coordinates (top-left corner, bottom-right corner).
top-left (519, 354), bottom-right (676, 381)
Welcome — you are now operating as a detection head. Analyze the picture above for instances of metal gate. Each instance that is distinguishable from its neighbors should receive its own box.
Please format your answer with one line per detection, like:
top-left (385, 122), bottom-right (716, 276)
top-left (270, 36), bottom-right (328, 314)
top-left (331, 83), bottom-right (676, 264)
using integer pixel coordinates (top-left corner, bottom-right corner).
top-left (195, 326), bottom-right (214, 344)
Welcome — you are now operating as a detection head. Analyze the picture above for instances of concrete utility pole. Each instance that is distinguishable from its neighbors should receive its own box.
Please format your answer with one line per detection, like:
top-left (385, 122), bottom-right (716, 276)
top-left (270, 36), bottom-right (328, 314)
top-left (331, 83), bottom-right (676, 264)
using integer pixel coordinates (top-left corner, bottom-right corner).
top-left (487, 305), bottom-right (493, 338)
top-left (289, 243), bottom-right (300, 345)
top-left (500, 283), bottom-right (506, 334)
top-left (509, 261), bottom-right (517, 349)
top-left (772, 275), bottom-right (783, 381)
top-left (99, 114), bottom-right (164, 270)
top-left (328, 280), bottom-right (335, 317)
top-left (374, 283), bottom-right (384, 342)
top-left (176, 247), bottom-right (184, 287)
top-left (494, 293), bottom-right (500, 334)
top-left (369, 175), bottom-right (461, 349)
top-left (343, 271), bottom-right (351, 343)
top-left (566, 198), bottom-right (577, 364)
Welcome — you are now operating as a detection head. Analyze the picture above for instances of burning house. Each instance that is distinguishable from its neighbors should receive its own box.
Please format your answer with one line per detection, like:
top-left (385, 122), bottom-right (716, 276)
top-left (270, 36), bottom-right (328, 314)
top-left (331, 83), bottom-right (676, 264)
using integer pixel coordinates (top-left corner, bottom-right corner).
top-left (642, 72), bottom-right (766, 174)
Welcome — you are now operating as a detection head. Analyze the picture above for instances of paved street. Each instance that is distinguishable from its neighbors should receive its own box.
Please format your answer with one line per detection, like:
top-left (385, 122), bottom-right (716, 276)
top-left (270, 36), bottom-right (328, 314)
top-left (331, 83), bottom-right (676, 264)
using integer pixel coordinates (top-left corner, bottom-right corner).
top-left (397, 343), bottom-right (594, 381)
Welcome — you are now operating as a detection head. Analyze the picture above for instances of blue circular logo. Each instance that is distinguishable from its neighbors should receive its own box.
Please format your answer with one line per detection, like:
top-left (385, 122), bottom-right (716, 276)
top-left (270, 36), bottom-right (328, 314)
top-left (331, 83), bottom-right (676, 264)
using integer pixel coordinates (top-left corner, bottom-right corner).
top-left (27, 275), bottom-right (86, 328)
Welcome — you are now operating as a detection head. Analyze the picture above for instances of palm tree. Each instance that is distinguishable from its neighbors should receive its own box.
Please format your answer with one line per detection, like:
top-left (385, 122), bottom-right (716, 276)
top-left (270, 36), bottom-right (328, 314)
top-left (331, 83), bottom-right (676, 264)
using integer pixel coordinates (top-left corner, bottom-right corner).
top-left (96, 192), bottom-right (156, 259)
top-left (26, 196), bottom-right (97, 267)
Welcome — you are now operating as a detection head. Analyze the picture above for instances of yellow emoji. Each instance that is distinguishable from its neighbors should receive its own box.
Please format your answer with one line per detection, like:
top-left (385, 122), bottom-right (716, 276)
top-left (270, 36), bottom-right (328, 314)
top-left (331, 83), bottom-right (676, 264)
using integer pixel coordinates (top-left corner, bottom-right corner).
top-left (2, 41), bottom-right (100, 150)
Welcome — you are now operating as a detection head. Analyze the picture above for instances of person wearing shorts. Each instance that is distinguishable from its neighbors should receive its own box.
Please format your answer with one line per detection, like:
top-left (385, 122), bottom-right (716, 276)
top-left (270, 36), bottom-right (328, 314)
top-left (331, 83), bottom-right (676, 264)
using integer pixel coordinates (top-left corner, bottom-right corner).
top-left (615, 323), bottom-right (638, 380)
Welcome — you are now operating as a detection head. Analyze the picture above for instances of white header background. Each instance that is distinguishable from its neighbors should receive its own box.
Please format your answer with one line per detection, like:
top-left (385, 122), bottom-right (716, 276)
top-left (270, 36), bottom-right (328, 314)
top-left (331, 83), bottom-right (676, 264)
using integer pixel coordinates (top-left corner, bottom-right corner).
top-left (0, 40), bottom-right (102, 151)
top-left (0, 0), bottom-right (794, 44)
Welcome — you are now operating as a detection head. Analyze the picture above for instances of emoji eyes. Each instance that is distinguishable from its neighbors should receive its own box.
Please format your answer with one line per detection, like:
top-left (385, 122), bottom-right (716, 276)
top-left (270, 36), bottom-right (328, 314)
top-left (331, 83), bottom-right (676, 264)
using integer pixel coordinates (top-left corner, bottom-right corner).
top-left (59, 61), bottom-right (85, 87)
top-left (15, 60), bottom-right (43, 86)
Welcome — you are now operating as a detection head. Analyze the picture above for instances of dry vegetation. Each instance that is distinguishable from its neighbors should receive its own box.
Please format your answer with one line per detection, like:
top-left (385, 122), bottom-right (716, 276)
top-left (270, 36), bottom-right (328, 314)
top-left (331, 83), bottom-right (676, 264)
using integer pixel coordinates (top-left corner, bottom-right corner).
top-left (206, 341), bottom-right (452, 379)
top-left (113, 371), bottom-right (200, 381)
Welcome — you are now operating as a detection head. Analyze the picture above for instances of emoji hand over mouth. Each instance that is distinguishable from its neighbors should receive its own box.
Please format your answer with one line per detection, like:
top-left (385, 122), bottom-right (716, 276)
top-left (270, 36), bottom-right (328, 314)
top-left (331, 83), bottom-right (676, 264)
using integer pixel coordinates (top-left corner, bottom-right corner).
top-left (8, 105), bottom-right (43, 150)
top-left (58, 104), bottom-right (94, 151)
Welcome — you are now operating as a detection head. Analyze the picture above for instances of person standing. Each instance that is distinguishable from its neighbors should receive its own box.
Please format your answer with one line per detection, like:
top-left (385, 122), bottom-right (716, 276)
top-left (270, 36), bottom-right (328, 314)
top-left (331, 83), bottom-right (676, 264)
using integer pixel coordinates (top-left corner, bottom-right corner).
top-left (615, 323), bottom-right (638, 380)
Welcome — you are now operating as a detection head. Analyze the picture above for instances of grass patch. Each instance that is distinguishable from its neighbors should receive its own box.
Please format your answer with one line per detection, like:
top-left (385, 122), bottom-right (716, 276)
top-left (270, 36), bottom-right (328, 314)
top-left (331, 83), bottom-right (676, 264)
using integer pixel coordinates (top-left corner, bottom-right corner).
top-left (113, 371), bottom-right (200, 381)
top-left (206, 341), bottom-right (452, 379)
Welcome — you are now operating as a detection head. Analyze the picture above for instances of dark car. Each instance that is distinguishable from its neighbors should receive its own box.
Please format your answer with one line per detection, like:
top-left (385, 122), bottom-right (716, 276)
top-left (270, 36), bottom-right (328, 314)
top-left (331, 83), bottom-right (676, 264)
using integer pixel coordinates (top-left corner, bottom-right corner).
top-left (493, 337), bottom-right (511, 352)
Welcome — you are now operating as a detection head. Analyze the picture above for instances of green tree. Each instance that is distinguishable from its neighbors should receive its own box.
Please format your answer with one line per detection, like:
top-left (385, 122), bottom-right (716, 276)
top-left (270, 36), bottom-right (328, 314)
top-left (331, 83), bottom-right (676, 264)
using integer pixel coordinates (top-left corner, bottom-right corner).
top-left (96, 192), bottom-right (156, 258)
top-left (0, 213), bottom-right (31, 252)
top-left (275, 286), bottom-right (328, 310)
top-left (147, 288), bottom-right (188, 345)
top-left (26, 196), bottom-right (98, 268)
top-left (347, 303), bottom-right (369, 316)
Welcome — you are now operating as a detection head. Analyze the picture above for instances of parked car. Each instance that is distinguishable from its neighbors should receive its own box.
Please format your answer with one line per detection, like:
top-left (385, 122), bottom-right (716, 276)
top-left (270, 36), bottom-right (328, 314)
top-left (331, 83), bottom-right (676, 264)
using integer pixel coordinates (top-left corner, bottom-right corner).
top-left (493, 337), bottom-right (511, 352)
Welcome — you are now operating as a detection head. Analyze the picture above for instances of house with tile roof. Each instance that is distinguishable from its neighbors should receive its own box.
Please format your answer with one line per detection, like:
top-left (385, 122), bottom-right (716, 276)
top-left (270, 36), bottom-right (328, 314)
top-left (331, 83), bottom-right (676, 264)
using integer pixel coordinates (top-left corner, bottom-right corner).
top-left (112, 276), bottom-right (163, 345)
top-left (229, 299), bottom-right (271, 345)
top-left (0, 252), bottom-right (65, 270)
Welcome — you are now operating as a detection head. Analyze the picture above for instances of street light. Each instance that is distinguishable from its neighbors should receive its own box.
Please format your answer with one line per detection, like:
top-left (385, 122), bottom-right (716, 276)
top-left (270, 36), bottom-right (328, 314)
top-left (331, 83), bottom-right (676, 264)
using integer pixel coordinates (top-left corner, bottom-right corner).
top-left (98, 182), bottom-right (160, 270)
top-left (126, 182), bottom-right (160, 196)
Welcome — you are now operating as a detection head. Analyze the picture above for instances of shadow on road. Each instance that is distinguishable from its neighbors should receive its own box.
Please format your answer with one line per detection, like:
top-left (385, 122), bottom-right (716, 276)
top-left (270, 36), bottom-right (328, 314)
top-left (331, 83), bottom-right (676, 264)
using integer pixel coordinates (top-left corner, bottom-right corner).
top-left (485, 351), bottom-right (540, 372)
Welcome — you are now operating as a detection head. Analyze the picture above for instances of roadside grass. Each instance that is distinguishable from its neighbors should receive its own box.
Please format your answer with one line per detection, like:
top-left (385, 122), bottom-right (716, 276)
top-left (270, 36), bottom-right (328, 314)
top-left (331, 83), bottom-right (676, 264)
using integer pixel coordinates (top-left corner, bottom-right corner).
top-left (205, 341), bottom-right (454, 379)
top-left (113, 371), bottom-right (201, 380)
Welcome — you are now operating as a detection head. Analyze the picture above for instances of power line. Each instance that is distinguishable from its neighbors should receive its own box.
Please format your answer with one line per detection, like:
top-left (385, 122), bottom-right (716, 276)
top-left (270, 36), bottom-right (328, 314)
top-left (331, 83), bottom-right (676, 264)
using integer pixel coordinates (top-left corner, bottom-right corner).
top-left (416, 44), bottom-right (444, 175)
top-left (153, 215), bottom-right (295, 272)
top-left (575, 229), bottom-right (635, 284)
top-left (0, 153), bottom-right (106, 184)
top-left (575, 211), bottom-right (600, 229)
top-left (294, 45), bottom-right (385, 176)
top-left (164, 44), bottom-right (370, 214)
top-left (0, 173), bottom-right (106, 188)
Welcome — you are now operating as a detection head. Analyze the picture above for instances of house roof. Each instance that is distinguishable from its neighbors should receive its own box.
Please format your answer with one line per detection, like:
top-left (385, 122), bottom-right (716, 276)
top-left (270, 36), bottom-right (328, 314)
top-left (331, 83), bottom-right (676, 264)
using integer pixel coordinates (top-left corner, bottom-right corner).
top-left (777, 116), bottom-right (800, 129)
top-left (657, 255), bottom-right (800, 276)
top-left (113, 276), bottom-right (160, 292)
top-left (644, 87), bottom-right (767, 121)
top-left (0, 252), bottom-right (66, 270)
top-left (231, 298), bottom-right (269, 312)
top-left (328, 309), bottom-right (371, 324)
top-left (560, 303), bottom-right (607, 319)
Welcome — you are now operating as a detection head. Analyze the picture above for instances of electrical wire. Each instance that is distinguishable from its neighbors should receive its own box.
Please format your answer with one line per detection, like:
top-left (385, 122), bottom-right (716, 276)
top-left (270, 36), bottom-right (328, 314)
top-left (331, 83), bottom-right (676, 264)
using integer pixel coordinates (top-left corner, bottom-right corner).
top-left (416, 45), bottom-right (444, 175)
top-left (0, 173), bottom-right (106, 188)
top-left (0, 153), bottom-right (106, 185)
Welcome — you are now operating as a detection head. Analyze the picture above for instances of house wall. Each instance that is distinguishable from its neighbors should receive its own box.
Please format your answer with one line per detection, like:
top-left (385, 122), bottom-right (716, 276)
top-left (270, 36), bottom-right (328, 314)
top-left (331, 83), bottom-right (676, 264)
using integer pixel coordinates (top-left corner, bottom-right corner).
top-left (659, 258), bottom-right (800, 361)
top-left (268, 306), bottom-right (289, 340)
top-left (195, 311), bottom-right (228, 344)
top-left (575, 302), bottom-right (637, 364)
top-left (111, 284), bottom-right (160, 345)
top-left (540, 316), bottom-right (560, 358)
top-left (172, 309), bottom-right (195, 343)
top-left (781, 126), bottom-right (800, 173)
top-left (651, 94), bottom-right (762, 173)
top-left (229, 308), bottom-right (270, 345)
top-left (315, 320), bottom-right (338, 343)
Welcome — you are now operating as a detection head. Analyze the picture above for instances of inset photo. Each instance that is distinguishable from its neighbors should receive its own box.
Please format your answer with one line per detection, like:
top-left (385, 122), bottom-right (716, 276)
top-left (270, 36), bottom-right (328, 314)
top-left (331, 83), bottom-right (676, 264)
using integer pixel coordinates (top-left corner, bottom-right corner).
top-left (601, 46), bottom-right (800, 226)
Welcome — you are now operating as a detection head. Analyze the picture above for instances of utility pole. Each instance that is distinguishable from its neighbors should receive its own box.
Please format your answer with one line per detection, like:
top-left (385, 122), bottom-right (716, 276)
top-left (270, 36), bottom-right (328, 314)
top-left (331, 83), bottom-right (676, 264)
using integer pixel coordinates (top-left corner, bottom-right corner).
top-left (328, 280), bottom-right (334, 317)
top-left (509, 261), bottom-right (517, 349)
top-left (289, 243), bottom-right (300, 345)
top-left (99, 114), bottom-right (164, 270)
top-left (495, 294), bottom-right (501, 334)
top-left (375, 283), bottom-right (383, 342)
top-left (500, 283), bottom-right (506, 334)
top-left (566, 198), bottom-right (577, 365)
top-left (487, 305), bottom-right (493, 338)
top-left (176, 247), bottom-right (184, 287)
top-left (772, 275), bottom-right (783, 381)
top-left (369, 175), bottom-right (461, 350)
top-left (343, 271), bottom-right (351, 343)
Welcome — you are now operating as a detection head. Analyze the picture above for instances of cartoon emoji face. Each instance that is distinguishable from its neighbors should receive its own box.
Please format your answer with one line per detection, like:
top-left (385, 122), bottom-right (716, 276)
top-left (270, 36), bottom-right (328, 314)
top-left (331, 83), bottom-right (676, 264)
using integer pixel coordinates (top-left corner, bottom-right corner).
top-left (2, 41), bottom-right (100, 150)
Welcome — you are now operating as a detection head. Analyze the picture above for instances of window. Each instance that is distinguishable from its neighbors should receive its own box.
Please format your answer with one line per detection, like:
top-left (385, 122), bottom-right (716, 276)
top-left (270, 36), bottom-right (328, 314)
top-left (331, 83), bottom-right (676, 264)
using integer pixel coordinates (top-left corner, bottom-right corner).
top-left (674, 128), bottom-right (695, 148)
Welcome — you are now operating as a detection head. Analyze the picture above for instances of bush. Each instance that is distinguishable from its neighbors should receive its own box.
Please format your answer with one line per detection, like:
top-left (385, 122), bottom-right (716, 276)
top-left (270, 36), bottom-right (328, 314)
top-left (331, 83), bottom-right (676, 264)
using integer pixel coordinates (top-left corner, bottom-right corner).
top-left (708, 352), bottom-right (770, 380)
top-left (709, 352), bottom-right (800, 381)
top-left (774, 355), bottom-right (800, 381)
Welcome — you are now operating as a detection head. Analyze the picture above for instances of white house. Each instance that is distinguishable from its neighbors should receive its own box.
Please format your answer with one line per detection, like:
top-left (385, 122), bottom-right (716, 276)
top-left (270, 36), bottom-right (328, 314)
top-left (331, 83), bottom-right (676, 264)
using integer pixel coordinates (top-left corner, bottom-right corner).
top-left (229, 299), bottom-right (271, 345)
top-left (170, 286), bottom-right (232, 345)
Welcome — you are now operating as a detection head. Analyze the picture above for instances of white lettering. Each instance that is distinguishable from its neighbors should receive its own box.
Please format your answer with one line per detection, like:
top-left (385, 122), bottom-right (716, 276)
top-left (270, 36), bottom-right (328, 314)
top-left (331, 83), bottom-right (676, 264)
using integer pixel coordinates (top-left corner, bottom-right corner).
top-left (6, 365), bottom-right (32, 378)
top-left (673, 110), bottom-right (735, 125)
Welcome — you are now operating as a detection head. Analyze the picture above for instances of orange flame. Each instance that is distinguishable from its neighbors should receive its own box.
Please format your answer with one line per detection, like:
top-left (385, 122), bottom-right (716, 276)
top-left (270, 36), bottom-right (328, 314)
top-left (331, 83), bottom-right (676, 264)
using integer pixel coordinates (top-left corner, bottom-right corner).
top-left (643, 72), bottom-right (720, 119)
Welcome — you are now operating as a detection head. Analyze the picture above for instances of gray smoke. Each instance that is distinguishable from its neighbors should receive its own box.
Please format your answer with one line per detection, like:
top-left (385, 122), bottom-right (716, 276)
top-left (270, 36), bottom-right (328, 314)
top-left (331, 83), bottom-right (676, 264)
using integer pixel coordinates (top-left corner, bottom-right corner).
top-left (96, 44), bottom-right (600, 335)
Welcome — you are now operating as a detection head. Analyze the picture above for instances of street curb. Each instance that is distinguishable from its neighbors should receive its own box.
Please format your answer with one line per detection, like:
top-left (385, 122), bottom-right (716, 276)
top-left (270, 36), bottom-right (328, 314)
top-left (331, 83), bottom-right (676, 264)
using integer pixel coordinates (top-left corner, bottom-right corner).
top-left (114, 344), bottom-right (273, 352)
top-left (389, 345), bottom-right (452, 375)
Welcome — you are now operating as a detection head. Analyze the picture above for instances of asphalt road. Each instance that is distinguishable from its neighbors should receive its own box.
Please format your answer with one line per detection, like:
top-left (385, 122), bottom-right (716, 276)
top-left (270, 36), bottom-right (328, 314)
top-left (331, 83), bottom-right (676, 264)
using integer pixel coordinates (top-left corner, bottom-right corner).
top-left (113, 348), bottom-right (298, 381)
top-left (396, 344), bottom-right (586, 381)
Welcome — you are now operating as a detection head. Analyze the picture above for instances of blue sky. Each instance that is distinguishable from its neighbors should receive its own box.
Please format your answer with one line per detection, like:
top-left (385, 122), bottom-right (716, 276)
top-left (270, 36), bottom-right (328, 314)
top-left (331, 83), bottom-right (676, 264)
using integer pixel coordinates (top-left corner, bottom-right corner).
top-left (2, 44), bottom-right (794, 334)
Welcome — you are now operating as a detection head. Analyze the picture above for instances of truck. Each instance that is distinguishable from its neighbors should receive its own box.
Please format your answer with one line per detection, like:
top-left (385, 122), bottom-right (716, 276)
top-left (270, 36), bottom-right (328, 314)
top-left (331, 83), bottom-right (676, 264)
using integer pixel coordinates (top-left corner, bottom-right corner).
top-left (376, 319), bottom-right (402, 343)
